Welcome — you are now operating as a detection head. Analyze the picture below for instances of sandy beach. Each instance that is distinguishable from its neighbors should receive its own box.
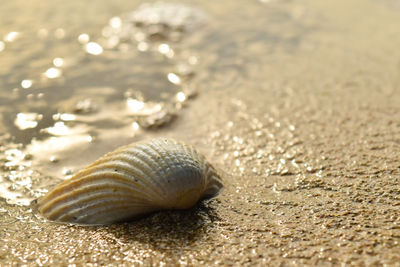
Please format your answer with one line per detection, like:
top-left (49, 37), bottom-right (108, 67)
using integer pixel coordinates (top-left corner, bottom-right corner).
top-left (1, 0), bottom-right (400, 265)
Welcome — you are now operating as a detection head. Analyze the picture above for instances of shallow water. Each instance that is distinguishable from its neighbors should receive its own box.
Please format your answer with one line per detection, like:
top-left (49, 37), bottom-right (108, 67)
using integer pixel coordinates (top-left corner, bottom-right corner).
top-left (1, 0), bottom-right (400, 265)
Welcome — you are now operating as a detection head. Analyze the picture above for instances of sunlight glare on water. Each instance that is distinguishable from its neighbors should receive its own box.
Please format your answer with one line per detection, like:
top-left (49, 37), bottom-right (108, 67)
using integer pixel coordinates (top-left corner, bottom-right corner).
top-left (85, 42), bottom-right (103, 55)
top-left (21, 79), bottom-right (33, 89)
top-left (167, 73), bottom-right (181, 85)
top-left (14, 113), bottom-right (42, 130)
top-left (44, 67), bottom-right (62, 79)
top-left (78, 33), bottom-right (90, 44)
top-left (4, 31), bottom-right (20, 42)
top-left (53, 57), bottom-right (64, 67)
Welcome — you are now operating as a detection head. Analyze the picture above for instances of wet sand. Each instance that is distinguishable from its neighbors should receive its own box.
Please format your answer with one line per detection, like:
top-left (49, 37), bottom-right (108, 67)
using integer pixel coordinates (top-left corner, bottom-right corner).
top-left (1, 0), bottom-right (400, 265)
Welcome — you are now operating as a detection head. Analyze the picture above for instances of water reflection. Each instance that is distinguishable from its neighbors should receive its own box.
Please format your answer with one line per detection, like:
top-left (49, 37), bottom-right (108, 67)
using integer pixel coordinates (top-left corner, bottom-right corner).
top-left (0, 145), bottom-right (45, 206)
top-left (176, 91), bottom-right (186, 102)
top-left (53, 57), bottom-right (64, 67)
top-left (14, 113), bottom-right (42, 130)
top-left (77, 33), bottom-right (90, 44)
top-left (44, 122), bottom-right (72, 136)
top-left (109, 16), bottom-right (122, 29)
top-left (0, 0), bottom-right (205, 151)
top-left (21, 79), bottom-right (33, 89)
top-left (44, 67), bottom-right (62, 79)
top-left (85, 42), bottom-right (103, 55)
top-left (4, 31), bottom-right (20, 42)
top-left (167, 73), bottom-right (181, 85)
top-left (52, 113), bottom-right (76, 121)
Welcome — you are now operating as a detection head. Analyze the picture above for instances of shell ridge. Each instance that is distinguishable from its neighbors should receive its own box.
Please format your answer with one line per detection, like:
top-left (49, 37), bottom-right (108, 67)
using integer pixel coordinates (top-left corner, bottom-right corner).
top-left (101, 159), bottom-right (165, 200)
top-left (180, 143), bottom-right (207, 189)
top-left (41, 183), bottom-right (152, 220)
top-left (203, 165), bottom-right (222, 198)
top-left (177, 143), bottom-right (205, 191)
top-left (135, 143), bottom-right (171, 183)
top-left (58, 196), bottom-right (156, 223)
top-left (39, 182), bottom-right (149, 218)
top-left (203, 174), bottom-right (223, 198)
top-left (96, 149), bottom-right (168, 196)
top-left (151, 139), bottom-right (190, 195)
top-left (77, 159), bottom-right (163, 198)
top-left (124, 147), bottom-right (169, 199)
top-left (152, 139), bottom-right (205, 207)
top-left (193, 148), bottom-right (217, 192)
top-left (131, 144), bottom-right (174, 202)
top-left (77, 143), bottom-right (170, 201)
top-left (39, 171), bottom-right (159, 213)
top-left (75, 201), bottom-right (158, 224)
top-left (177, 142), bottom-right (208, 193)
top-left (76, 169), bottom-right (162, 202)
top-left (144, 141), bottom-right (175, 193)
top-left (53, 196), bottom-right (152, 222)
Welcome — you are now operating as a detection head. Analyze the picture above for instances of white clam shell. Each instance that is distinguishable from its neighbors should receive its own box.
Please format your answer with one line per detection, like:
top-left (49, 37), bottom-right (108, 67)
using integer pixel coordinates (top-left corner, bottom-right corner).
top-left (37, 138), bottom-right (223, 224)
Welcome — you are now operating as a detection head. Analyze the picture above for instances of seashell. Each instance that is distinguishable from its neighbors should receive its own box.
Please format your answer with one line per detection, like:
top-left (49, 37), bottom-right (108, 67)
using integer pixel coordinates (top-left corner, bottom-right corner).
top-left (37, 138), bottom-right (223, 225)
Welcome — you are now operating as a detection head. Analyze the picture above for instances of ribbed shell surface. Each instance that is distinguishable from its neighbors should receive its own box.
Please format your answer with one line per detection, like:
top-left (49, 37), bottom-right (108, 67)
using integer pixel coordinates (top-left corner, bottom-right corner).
top-left (37, 138), bottom-right (223, 225)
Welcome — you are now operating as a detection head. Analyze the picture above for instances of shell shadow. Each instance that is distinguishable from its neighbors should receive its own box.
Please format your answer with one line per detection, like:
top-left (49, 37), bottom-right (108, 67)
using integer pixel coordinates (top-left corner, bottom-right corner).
top-left (101, 200), bottom-right (221, 253)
